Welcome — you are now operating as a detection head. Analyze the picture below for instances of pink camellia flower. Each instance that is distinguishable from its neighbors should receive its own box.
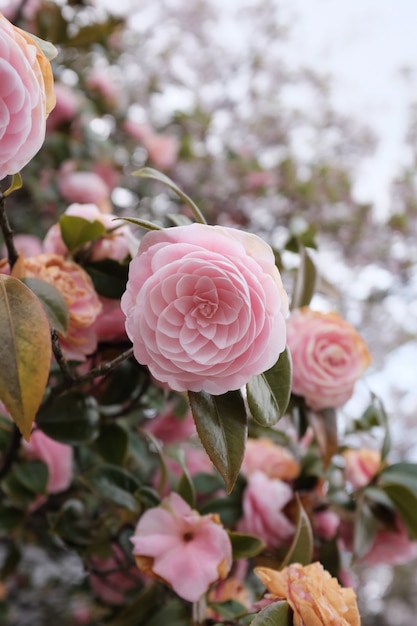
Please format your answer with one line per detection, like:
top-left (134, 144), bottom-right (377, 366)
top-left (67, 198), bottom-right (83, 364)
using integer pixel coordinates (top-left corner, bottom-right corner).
top-left (237, 471), bottom-right (294, 549)
top-left (58, 170), bottom-right (110, 208)
top-left (241, 438), bottom-right (300, 481)
top-left (44, 203), bottom-right (132, 263)
top-left (286, 308), bottom-right (371, 410)
top-left (93, 296), bottom-right (128, 343)
top-left (313, 509), bottom-right (340, 541)
top-left (23, 254), bottom-right (102, 361)
top-left (361, 518), bottom-right (417, 567)
top-left (144, 407), bottom-right (197, 445)
top-left (121, 224), bottom-right (289, 394)
top-left (343, 447), bottom-right (381, 489)
top-left (131, 492), bottom-right (232, 602)
top-left (1, 233), bottom-right (43, 258)
top-left (23, 429), bottom-right (73, 494)
top-left (143, 133), bottom-right (179, 170)
top-left (0, 12), bottom-right (55, 180)
top-left (46, 82), bottom-right (80, 133)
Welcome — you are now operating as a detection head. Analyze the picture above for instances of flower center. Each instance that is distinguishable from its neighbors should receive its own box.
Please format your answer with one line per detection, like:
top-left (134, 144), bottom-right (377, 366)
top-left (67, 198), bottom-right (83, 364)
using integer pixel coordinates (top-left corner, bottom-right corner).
top-left (192, 296), bottom-right (218, 319)
top-left (183, 531), bottom-right (194, 542)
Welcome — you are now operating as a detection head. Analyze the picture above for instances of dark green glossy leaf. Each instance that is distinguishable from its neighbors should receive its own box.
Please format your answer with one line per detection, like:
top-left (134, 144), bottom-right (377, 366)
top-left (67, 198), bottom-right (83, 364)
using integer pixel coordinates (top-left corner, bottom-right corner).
top-left (22, 277), bottom-right (69, 335)
top-left (85, 259), bottom-right (129, 299)
top-left (379, 462), bottom-right (417, 494)
top-left (49, 499), bottom-right (91, 546)
top-left (281, 496), bottom-right (313, 567)
top-left (0, 506), bottom-right (25, 536)
top-left (107, 583), bottom-right (162, 626)
top-left (247, 348), bottom-right (292, 427)
top-left (14, 460), bottom-right (48, 494)
top-left (188, 389), bottom-right (248, 493)
top-left (145, 598), bottom-right (191, 626)
top-left (208, 600), bottom-right (248, 620)
top-left (114, 216), bottom-right (162, 231)
top-left (291, 244), bottom-right (316, 309)
top-left (95, 422), bottom-right (129, 465)
top-left (177, 467), bottom-right (196, 509)
top-left (228, 531), bottom-right (265, 559)
top-left (59, 215), bottom-right (106, 252)
top-left (380, 482), bottom-right (417, 540)
top-left (84, 464), bottom-right (141, 512)
top-left (353, 498), bottom-right (378, 559)
top-left (250, 601), bottom-right (291, 626)
top-left (37, 393), bottom-right (100, 444)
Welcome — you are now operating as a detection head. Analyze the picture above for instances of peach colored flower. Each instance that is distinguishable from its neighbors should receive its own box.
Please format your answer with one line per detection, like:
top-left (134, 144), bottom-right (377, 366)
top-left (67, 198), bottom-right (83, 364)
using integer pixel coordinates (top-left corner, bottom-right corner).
top-left (241, 438), bottom-right (300, 481)
top-left (343, 447), bottom-right (381, 489)
top-left (131, 492), bottom-right (232, 602)
top-left (207, 577), bottom-right (252, 619)
top-left (121, 224), bottom-right (289, 394)
top-left (287, 308), bottom-right (371, 410)
top-left (255, 562), bottom-right (360, 626)
top-left (23, 429), bottom-right (73, 494)
top-left (23, 254), bottom-right (102, 361)
top-left (0, 12), bottom-right (55, 179)
top-left (237, 471), bottom-right (294, 549)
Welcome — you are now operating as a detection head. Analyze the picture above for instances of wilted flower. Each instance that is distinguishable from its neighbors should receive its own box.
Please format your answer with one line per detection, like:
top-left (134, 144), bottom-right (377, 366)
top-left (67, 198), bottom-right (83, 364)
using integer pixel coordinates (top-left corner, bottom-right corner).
top-left (121, 224), bottom-right (289, 394)
top-left (255, 562), bottom-right (360, 626)
top-left (131, 492), bottom-right (232, 602)
top-left (287, 308), bottom-right (371, 410)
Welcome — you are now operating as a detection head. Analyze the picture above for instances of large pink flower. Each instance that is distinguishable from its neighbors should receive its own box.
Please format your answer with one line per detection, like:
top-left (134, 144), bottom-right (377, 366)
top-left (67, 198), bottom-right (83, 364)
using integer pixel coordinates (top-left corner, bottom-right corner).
top-left (286, 308), bottom-right (371, 410)
top-left (121, 224), bottom-right (288, 394)
top-left (237, 471), bottom-right (294, 549)
top-left (131, 492), bottom-right (232, 602)
top-left (0, 12), bottom-right (55, 180)
top-left (23, 429), bottom-right (73, 494)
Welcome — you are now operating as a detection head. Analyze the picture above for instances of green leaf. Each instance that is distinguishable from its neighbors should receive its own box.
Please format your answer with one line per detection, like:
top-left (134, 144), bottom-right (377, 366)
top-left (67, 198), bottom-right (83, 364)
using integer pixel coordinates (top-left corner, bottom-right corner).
top-left (208, 600), bottom-right (248, 620)
top-left (2, 173), bottom-right (23, 197)
top-left (0, 506), bottom-right (25, 536)
top-left (83, 464), bottom-right (141, 512)
top-left (59, 215), bottom-right (106, 252)
top-left (247, 348), bottom-right (292, 427)
top-left (250, 601), bottom-right (292, 626)
top-left (107, 584), bottom-right (162, 626)
top-left (378, 462), bottom-right (417, 494)
top-left (188, 389), bottom-right (248, 493)
top-left (144, 598), bottom-right (191, 626)
top-left (177, 465), bottom-right (196, 509)
top-left (37, 393), bottom-right (100, 444)
top-left (113, 216), bottom-right (162, 231)
top-left (49, 499), bottom-right (91, 546)
top-left (22, 277), bottom-right (69, 335)
top-left (133, 167), bottom-right (207, 224)
top-left (353, 498), bottom-right (378, 559)
top-left (228, 531), bottom-right (266, 559)
top-left (0, 275), bottom-right (51, 440)
top-left (85, 258), bottom-right (129, 299)
top-left (95, 423), bottom-right (129, 465)
top-left (380, 482), bottom-right (417, 540)
top-left (281, 496), bottom-right (313, 567)
top-left (308, 408), bottom-right (338, 470)
top-left (13, 460), bottom-right (48, 494)
top-left (291, 244), bottom-right (317, 309)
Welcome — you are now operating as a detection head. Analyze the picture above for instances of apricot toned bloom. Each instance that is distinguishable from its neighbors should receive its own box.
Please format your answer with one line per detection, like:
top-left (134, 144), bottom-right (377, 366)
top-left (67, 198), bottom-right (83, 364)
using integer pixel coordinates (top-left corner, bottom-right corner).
top-left (23, 254), bottom-right (102, 361)
top-left (287, 308), bottom-right (371, 410)
top-left (343, 447), bottom-right (381, 489)
top-left (121, 224), bottom-right (289, 394)
top-left (241, 437), bottom-right (300, 481)
top-left (255, 562), bottom-right (360, 626)
top-left (0, 12), bottom-right (55, 180)
top-left (131, 492), bottom-right (232, 602)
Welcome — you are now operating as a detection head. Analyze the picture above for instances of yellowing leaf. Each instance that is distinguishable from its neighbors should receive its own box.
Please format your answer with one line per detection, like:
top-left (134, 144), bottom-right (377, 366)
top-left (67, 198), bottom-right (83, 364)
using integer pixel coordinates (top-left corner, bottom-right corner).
top-left (0, 275), bottom-right (51, 440)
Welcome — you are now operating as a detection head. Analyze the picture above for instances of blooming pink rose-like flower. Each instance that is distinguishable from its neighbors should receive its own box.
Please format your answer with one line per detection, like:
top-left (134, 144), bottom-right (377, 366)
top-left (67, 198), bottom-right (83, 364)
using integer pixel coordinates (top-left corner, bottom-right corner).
top-left (0, 12), bottom-right (55, 180)
top-left (143, 132), bottom-right (179, 170)
top-left (131, 492), bottom-right (232, 602)
top-left (343, 447), bottom-right (381, 489)
top-left (23, 429), bottom-right (73, 493)
top-left (241, 437), bottom-right (300, 481)
top-left (237, 471), bottom-right (294, 549)
top-left (23, 254), bottom-right (102, 361)
top-left (121, 224), bottom-right (289, 394)
top-left (286, 307), bottom-right (371, 410)
top-left (44, 203), bottom-right (132, 262)
top-left (58, 171), bottom-right (110, 208)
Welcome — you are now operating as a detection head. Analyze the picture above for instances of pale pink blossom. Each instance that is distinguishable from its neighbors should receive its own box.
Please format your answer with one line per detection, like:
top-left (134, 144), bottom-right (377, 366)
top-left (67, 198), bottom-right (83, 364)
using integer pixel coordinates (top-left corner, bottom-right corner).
top-left (286, 308), bottom-right (371, 410)
top-left (23, 429), bottom-right (73, 493)
top-left (313, 509), bottom-right (340, 541)
top-left (46, 82), bottom-right (80, 133)
top-left (1, 233), bottom-right (43, 258)
top-left (343, 448), bottom-right (381, 489)
top-left (44, 203), bottom-right (131, 262)
top-left (237, 471), bottom-right (294, 549)
top-left (131, 492), bottom-right (232, 602)
top-left (121, 224), bottom-right (289, 394)
top-left (361, 520), bottom-right (417, 567)
top-left (241, 437), bottom-right (300, 481)
top-left (0, 12), bottom-right (55, 180)
top-left (58, 171), bottom-right (110, 208)
top-left (123, 119), bottom-right (152, 142)
top-left (23, 254), bottom-right (102, 361)
top-left (144, 407), bottom-right (197, 445)
top-left (86, 68), bottom-right (118, 105)
top-left (143, 133), bottom-right (179, 170)
top-left (93, 296), bottom-right (128, 343)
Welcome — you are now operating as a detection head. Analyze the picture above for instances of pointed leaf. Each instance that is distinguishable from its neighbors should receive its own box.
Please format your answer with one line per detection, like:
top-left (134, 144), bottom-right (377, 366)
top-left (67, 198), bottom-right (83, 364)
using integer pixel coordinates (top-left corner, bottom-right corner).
top-left (133, 167), bottom-right (207, 224)
top-left (250, 601), bottom-right (291, 626)
top-left (13, 460), bottom-right (49, 494)
top-left (353, 498), bottom-right (378, 559)
top-left (2, 173), bottom-right (23, 197)
top-left (247, 348), bottom-right (292, 427)
top-left (281, 496), bottom-right (313, 567)
top-left (291, 244), bottom-right (317, 309)
top-left (308, 408), bottom-right (338, 469)
top-left (37, 393), bottom-right (100, 444)
top-left (22, 277), bottom-right (69, 335)
top-left (84, 464), bottom-right (141, 512)
top-left (0, 275), bottom-right (51, 440)
top-left (379, 462), bottom-right (417, 494)
top-left (59, 215), bottom-right (106, 252)
top-left (380, 482), bottom-right (417, 540)
top-left (176, 463), bottom-right (196, 509)
top-left (188, 390), bottom-right (248, 493)
top-left (228, 531), bottom-right (266, 559)
top-left (95, 423), bottom-right (129, 465)
top-left (113, 216), bottom-right (162, 231)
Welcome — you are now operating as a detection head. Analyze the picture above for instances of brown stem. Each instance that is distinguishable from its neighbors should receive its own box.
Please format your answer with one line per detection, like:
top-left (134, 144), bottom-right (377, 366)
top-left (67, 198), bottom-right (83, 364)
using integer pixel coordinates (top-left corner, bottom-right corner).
top-left (0, 188), bottom-right (19, 269)
top-left (51, 328), bottom-right (75, 384)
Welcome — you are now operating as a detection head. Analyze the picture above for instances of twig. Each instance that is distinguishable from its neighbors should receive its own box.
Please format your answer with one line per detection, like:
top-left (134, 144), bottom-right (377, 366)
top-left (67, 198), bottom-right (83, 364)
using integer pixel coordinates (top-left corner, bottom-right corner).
top-left (0, 188), bottom-right (19, 270)
top-left (51, 328), bottom-right (74, 384)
